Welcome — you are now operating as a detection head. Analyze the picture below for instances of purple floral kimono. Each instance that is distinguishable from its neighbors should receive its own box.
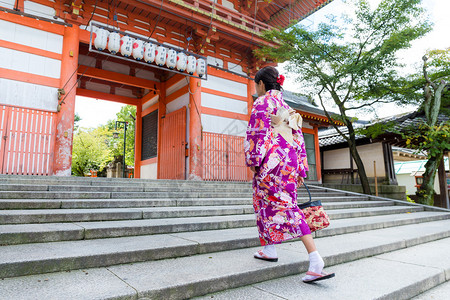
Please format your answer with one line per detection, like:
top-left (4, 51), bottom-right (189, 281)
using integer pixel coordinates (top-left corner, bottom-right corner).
top-left (244, 90), bottom-right (311, 245)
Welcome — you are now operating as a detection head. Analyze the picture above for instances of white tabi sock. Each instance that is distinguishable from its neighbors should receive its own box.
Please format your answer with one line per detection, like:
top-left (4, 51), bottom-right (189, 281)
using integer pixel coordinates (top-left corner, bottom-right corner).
top-left (302, 251), bottom-right (324, 281)
top-left (263, 244), bottom-right (277, 258)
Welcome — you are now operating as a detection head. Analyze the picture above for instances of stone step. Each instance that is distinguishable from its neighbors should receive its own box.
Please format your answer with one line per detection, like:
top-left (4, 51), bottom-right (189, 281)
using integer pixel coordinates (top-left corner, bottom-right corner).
top-left (325, 205), bottom-right (423, 219)
top-left (0, 174), bottom-right (249, 185)
top-left (0, 177), bottom-right (280, 192)
top-left (0, 190), bottom-right (346, 199)
top-left (0, 197), bottom-right (377, 209)
top-left (0, 184), bottom-right (256, 194)
top-left (197, 236), bottom-right (450, 300)
top-left (0, 204), bottom-right (420, 225)
top-left (0, 175), bottom-right (321, 191)
top-left (412, 280), bottom-right (450, 299)
top-left (0, 176), bottom-right (323, 190)
top-left (0, 180), bottom-right (251, 189)
top-left (0, 191), bottom-right (112, 199)
top-left (108, 191), bottom-right (339, 199)
top-left (1, 209), bottom-right (447, 246)
top-left (1, 219), bottom-right (449, 298)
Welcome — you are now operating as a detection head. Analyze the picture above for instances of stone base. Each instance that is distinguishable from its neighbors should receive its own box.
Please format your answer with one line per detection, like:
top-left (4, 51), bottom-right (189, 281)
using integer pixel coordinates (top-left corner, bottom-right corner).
top-left (322, 183), bottom-right (407, 200)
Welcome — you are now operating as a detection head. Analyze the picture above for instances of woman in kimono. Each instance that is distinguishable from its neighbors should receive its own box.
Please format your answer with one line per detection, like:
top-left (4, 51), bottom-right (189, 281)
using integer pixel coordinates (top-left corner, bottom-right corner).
top-left (245, 66), bottom-right (334, 283)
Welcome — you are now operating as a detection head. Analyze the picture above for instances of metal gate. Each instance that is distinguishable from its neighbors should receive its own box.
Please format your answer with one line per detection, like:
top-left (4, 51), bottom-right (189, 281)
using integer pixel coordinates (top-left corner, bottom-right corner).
top-left (203, 132), bottom-right (251, 182)
top-left (158, 106), bottom-right (187, 179)
top-left (0, 105), bottom-right (56, 175)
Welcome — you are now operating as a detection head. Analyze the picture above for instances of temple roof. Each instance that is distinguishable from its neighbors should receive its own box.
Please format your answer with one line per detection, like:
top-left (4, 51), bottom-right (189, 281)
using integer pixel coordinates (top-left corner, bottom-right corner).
top-left (318, 110), bottom-right (450, 148)
top-left (250, 0), bottom-right (334, 28)
top-left (283, 90), bottom-right (327, 117)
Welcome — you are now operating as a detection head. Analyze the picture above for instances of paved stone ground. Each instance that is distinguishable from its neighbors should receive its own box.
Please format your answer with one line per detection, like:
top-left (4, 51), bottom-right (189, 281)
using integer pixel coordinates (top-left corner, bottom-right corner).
top-left (0, 175), bottom-right (449, 299)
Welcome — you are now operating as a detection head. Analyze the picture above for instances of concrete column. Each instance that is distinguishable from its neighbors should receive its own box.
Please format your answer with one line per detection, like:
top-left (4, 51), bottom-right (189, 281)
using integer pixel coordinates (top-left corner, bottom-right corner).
top-left (188, 77), bottom-right (202, 180)
top-left (53, 25), bottom-right (79, 176)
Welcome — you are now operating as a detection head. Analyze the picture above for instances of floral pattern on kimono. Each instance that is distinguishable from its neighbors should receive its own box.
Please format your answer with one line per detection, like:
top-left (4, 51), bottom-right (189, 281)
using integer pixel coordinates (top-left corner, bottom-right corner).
top-left (244, 89), bottom-right (311, 246)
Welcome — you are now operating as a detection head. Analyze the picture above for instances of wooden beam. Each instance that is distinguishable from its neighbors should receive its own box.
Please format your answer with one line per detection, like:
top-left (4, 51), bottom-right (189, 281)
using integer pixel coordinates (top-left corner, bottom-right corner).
top-left (202, 87), bottom-right (248, 102)
top-left (77, 65), bottom-right (161, 90)
top-left (142, 102), bottom-right (159, 117)
top-left (166, 86), bottom-right (189, 104)
top-left (0, 39), bottom-right (62, 60)
top-left (142, 91), bottom-right (159, 105)
top-left (165, 73), bottom-right (187, 90)
top-left (0, 10), bottom-right (65, 35)
top-left (76, 88), bottom-right (139, 106)
top-left (201, 106), bottom-right (249, 121)
top-left (0, 67), bottom-right (59, 88)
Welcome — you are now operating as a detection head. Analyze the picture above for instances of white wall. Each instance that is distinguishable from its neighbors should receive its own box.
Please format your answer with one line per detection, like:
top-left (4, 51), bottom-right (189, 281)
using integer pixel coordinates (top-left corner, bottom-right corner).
top-left (24, 1), bottom-right (57, 19)
top-left (201, 92), bottom-right (247, 114)
top-left (0, 20), bottom-right (63, 53)
top-left (201, 114), bottom-right (247, 137)
top-left (397, 174), bottom-right (419, 195)
top-left (356, 143), bottom-right (385, 177)
top-left (0, 47), bottom-right (61, 78)
top-left (0, 79), bottom-right (59, 111)
top-left (1, 0), bottom-right (14, 9)
top-left (323, 142), bottom-right (386, 177)
top-left (0, 20), bottom-right (63, 112)
top-left (201, 75), bottom-right (248, 136)
top-left (140, 163), bottom-right (157, 179)
top-left (227, 62), bottom-right (245, 76)
top-left (202, 75), bottom-right (247, 97)
top-left (397, 173), bottom-right (442, 195)
top-left (323, 148), bottom-right (351, 169)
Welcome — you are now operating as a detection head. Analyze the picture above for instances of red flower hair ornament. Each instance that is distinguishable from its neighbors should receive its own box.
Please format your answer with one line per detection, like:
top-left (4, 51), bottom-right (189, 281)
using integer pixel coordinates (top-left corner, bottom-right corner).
top-left (277, 74), bottom-right (285, 86)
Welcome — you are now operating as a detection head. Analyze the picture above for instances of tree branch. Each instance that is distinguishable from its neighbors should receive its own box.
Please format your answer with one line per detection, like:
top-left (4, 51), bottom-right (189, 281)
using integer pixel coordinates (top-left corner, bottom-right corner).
top-left (423, 55), bottom-right (438, 90)
top-left (346, 98), bottom-right (391, 110)
top-left (342, 73), bottom-right (355, 104)
top-left (318, 88), bottom-right (349, 142)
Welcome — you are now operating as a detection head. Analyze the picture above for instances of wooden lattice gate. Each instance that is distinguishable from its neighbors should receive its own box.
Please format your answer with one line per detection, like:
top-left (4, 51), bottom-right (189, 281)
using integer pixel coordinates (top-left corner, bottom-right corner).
top-left (158, 107), bottom-right (187, 179)
top-left (0, 105), bottom-right (56, 175)
top-left (203, 132), bottom-right (251, 182)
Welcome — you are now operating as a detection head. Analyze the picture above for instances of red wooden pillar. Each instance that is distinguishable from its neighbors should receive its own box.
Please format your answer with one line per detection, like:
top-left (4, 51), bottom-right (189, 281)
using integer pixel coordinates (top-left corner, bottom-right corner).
top-left (134, 102), bottom-right (142, 178)
top-left (157, 82), bottom-right (166, 178)
top-left (188, 77), bottom-right (202, 180)
top-left (53, 25), bottom-right (79, 176)
top-left (247, 78), bottom-right (255, 180)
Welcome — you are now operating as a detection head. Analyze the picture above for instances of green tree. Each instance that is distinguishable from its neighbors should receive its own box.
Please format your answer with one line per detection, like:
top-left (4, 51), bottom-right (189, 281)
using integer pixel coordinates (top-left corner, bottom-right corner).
top-left (257, 0), bottom-right (431, 194)
top-left (72, 127), bottom-right (113, 176)
top-left (106, 105), bottom-right (137, 167)
top-left (401, 48), bottom-right (450, 205)
top-left (74, 113), bottom-right (81, 131)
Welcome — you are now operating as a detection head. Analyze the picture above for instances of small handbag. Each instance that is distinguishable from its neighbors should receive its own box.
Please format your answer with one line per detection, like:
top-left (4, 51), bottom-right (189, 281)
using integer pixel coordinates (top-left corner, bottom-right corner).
top-left (298, 183), bottom-right (330, 232)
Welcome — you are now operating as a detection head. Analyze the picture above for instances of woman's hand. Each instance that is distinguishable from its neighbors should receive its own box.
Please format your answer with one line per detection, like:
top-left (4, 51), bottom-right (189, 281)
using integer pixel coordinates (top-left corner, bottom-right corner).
top-left (298, 176), bottom-right (304, 187)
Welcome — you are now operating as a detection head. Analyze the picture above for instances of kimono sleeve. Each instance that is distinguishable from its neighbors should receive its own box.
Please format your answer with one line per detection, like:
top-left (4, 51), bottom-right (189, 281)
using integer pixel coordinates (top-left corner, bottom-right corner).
top-left (293, 128), bottom-right (309, 178)
top-left (244, 96), bottom-right (272, 167)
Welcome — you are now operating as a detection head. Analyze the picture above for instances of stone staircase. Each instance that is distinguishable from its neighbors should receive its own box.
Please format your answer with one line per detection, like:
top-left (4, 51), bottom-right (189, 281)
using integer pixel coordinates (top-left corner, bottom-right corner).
top-left (0, 175), bottom-right (449, 299)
